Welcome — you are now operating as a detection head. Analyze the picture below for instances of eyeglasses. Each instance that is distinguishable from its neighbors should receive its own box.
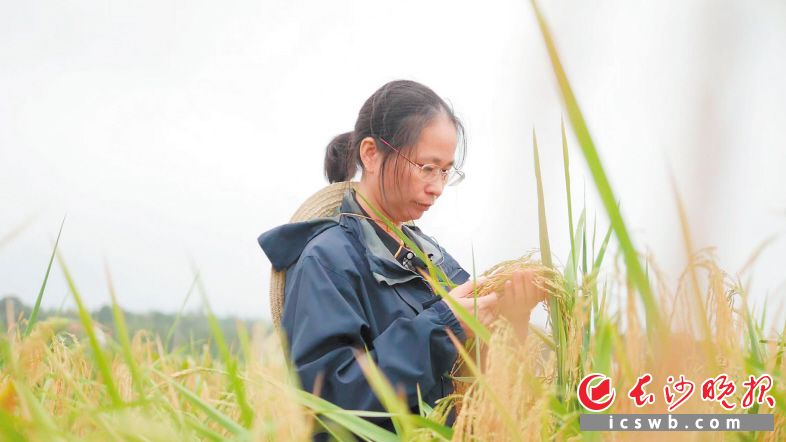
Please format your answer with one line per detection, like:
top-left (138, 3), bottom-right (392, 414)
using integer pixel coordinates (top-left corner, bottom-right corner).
top-left (378, 137), bottom-right (465, 186)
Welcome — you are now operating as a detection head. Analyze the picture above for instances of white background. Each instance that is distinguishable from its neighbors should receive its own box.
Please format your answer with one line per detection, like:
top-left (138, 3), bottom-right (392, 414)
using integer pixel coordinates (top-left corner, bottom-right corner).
top-left (2, 1), bottom-right (784, 329)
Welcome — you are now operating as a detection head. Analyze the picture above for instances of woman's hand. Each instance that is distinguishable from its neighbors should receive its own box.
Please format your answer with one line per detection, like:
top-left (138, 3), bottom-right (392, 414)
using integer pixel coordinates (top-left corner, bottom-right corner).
top-left (444, 271), bottom-right (547, 342)
top-left (444, 277), bottom-right (499, 339)
top-left (498, 270), bottom-right (548, 342)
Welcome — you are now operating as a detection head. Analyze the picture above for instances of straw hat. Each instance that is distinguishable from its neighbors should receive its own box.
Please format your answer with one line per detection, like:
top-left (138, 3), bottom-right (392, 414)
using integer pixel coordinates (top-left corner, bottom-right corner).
top-left (269, 181), bottom-right (358, 327)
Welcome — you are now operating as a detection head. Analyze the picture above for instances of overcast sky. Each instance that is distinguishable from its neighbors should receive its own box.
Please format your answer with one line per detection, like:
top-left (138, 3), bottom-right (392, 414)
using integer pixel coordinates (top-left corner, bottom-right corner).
top-left (2, 1), bottom-right (784, 328)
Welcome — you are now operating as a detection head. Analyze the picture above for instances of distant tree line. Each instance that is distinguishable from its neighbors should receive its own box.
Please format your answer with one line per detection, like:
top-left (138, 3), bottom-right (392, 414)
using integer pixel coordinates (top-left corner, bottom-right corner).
top-left (0, 295), bottom-right (270, 356)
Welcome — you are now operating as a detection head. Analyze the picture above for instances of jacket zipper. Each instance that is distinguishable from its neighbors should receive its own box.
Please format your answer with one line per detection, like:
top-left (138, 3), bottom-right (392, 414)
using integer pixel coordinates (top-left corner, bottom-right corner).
top-left (412, 266), bottom-right (449, 399)
top-left (401, 253), bottom-right (448, 398)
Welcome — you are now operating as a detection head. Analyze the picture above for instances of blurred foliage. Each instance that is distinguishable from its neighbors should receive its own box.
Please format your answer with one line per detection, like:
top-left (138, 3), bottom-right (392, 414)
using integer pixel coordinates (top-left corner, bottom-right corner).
top-left (0, 295), bottom-right (266, 356)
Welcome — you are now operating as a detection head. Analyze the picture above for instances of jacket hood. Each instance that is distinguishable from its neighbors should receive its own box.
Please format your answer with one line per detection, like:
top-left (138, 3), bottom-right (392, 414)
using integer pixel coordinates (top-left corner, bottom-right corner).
top-left (257, 217), bottom-right (338, 271)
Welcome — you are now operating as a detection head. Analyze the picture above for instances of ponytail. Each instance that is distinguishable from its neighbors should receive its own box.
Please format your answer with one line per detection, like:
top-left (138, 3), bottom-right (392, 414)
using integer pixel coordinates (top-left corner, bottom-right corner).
top-left (324, 131), bottom-right (356, 183)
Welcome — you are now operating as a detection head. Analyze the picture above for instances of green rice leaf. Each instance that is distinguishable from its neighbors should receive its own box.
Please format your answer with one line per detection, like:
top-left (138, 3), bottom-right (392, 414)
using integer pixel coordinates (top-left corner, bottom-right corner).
top-left (410, 414), bottom-right (453, 440)
top-left (531, 0), bottom-right (662, 334)
top-left (534, 130), bottom-right (568, 396)
top-left (57, 252), bottom-right (123, 406)
top-left (471, 243), bottom-right (483, 364)
top-left (313, 415), bottom-right (354, 442)
top-left (165, 274), bottom-right (199, 351)
top-left (195, 274), bottom-right (255, 428)
top-left (25, 216), bottom-right (65, 337)
top-left (592, 320), bottom-right (614, 376)
top-left (183, 414), bottom-right (225, 442)
top-left (354, 347), bottom-right (413, 438)
top-left (564, 209), bottom-right (586, 292)
top-left (532, 130), bottom-right (553, 269)
top-left (416, 383), bottom-right (425, 417)
top-left (0, 409), bottom-right (27, 442)
top-left (153, 368), bottom-right (249, 437)
top-left (592, 224), bottom-right (613, 273)
top-left (293, 390), bottom-right (399, 442)
top-left (561, 118), bottom-right (576, 275)
top-left (236, 321), bottom-right (252, 366)
top-left (105, 262), bottom-right (145, 399)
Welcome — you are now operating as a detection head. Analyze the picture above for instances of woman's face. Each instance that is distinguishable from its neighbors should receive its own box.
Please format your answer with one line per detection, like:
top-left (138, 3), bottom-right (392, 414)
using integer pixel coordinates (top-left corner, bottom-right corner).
top-left (381, 113), bottom-right (458, 223)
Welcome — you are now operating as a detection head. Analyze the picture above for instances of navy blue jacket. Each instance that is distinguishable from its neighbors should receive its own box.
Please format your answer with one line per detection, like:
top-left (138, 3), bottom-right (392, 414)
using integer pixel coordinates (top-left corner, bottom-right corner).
top-left (258, 188), bottom-right (469, 433)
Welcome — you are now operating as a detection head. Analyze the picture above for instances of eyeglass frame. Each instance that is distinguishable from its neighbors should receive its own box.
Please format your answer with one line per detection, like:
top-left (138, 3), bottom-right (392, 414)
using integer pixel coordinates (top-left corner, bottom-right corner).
top-left (377, 137), bottom-right (465, 186)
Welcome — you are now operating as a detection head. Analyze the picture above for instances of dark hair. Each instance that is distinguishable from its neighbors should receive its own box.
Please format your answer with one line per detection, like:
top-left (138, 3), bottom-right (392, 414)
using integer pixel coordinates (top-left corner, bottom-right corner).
top-left (323, 80), bottom-right (466, 203)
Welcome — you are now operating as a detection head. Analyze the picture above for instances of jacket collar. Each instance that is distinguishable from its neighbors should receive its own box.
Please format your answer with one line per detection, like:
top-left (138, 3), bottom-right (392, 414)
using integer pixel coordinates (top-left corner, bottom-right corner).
top-left (258, 187), bottom-right (445, 287)
top-left (338, 188), bottom-right (445, 286)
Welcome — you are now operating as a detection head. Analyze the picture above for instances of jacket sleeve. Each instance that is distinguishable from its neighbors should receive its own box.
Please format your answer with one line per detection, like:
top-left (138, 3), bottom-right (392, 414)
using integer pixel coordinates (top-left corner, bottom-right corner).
top-left (282, 254), bottom-right (466, 412)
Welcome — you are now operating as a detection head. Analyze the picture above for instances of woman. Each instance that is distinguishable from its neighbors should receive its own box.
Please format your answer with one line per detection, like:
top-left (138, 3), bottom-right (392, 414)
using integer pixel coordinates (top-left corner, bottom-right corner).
top-left (258, 80), bottom-right (544, 437)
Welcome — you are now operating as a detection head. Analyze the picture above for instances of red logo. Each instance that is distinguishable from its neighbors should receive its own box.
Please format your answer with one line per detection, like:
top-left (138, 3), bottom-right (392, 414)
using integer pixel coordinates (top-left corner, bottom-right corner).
top-left (664, 375), bottom-right (695, 412)
top-left (627, 373), bottom-right (656, 407)
top-left (700, 374), bottom-right (737, 410)
top-left (578, 373), bottom-right (616, 412)
top-left (741, 374), bottom-right (776, 409)
top-left (577, 372), bottom-right (775, 411)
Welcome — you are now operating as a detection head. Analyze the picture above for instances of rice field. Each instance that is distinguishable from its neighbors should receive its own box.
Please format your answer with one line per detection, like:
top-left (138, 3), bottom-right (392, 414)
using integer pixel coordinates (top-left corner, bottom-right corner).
top-left (2, 2), bottom-right (783, 440)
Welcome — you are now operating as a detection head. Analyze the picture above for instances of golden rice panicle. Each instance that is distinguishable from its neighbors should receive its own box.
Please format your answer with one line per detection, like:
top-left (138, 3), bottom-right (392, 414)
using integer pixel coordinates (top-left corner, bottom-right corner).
top-left (452, 318), bottom-right (551, 441)
top-left (450, 254), bottom-right (565, 403)
top-left (247, 325), bottom-right (313, 441)
top-left (17, 317), bottom-right (69, 387)
top-left (476, 253), bottom-right (566, 301)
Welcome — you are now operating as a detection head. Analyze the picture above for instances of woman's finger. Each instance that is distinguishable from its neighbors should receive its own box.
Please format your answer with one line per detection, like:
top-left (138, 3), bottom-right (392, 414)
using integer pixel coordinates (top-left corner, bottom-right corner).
top-left (452, 276), bottom-right (487, 298)
top-left (503, 279), bottom-right (513, 301)
top-left (480, 291), bottom-right (499, 318)
top-left (481, 290), bottom-right (499, 306)
top-left (512, 270), bottom-right (527, 306)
